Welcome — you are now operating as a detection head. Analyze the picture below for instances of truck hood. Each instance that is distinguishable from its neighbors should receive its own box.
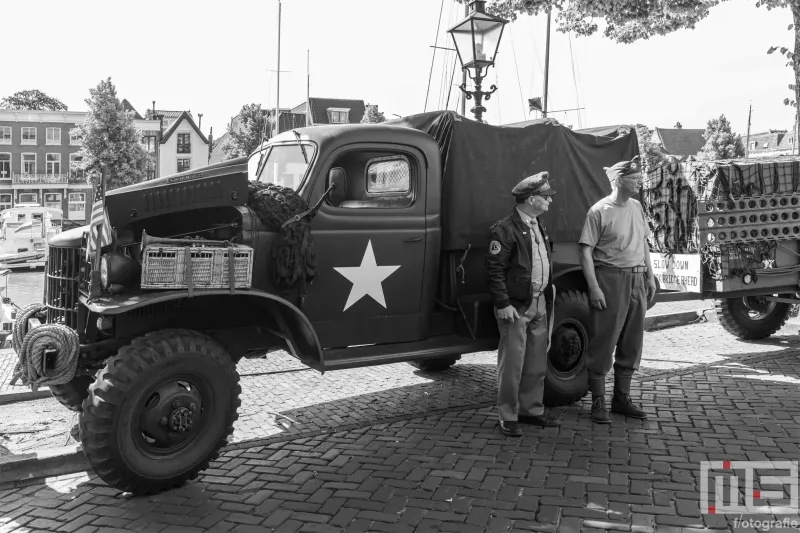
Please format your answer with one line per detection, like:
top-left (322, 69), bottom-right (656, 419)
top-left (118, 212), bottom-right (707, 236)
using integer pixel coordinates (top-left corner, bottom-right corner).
top-left (104, 157), bottom-right (250, 227)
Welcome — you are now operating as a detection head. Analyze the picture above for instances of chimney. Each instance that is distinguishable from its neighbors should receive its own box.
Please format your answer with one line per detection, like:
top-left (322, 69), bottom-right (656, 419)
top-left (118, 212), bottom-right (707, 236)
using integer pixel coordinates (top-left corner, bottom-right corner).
top-left (152, 101), bottom-right (156, 116)
top-left (198, 113), bottom-right (203, 130)
top-left (674, 121), bottom-right (682, 129)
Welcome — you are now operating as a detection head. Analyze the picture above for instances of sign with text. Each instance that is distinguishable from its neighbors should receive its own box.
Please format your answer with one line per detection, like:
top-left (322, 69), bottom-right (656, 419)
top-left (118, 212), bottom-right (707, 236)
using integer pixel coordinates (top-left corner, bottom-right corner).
top-left (650, 253), bottom-right (702, 293)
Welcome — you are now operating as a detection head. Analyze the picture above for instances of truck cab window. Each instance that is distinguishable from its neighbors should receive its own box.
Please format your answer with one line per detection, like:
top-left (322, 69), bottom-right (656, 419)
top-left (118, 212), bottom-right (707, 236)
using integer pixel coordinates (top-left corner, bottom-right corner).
top-left (329, 151), bottom-right (415, 209)
top-left (248, 143), bottom-right (316, 191)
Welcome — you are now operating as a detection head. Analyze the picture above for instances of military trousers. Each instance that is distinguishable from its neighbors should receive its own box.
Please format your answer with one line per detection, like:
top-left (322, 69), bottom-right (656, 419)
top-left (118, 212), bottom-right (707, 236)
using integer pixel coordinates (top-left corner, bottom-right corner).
top-left (495, 295), bottom-right (548, 422)
top-left (585, 268), bottom-right (647, 376)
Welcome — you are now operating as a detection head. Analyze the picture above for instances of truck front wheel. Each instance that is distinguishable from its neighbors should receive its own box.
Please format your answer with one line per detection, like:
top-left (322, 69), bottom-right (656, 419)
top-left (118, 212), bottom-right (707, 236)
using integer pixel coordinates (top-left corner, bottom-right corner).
top-left (715, 295), bottom-right (794, 340)
top-left (543, 290), bottom-right (590, 406)
top-left (80, 329), bottom-right (241, 494)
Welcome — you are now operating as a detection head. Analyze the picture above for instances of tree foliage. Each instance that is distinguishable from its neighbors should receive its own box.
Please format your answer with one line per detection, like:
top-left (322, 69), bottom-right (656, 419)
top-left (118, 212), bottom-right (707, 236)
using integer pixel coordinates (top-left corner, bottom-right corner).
top-left (222, 103), bottom-right (268, 161)
top-left (70, 78), bottom-right (149, 190)
top-left (696, 114), bottom-right (746, 161)
top-left (468, 1), bottom-right (800, 114)
top-left (1, 89), bottom-right (68, 111)
top-left (361, 104), bottom-right (387, 124)
top-left (634, 124), bottom-right (667, 173)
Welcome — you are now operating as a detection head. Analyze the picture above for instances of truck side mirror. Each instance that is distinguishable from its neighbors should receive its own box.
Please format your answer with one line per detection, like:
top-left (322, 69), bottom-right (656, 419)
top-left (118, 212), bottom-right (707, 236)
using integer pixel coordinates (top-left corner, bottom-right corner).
top-left (328, 167), bottom-right (347, 207)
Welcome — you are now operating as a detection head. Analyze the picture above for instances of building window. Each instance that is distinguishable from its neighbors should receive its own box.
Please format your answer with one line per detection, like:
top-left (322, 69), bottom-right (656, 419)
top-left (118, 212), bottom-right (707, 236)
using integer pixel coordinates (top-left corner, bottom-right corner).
top-left (46, 154), bottom-right (61, 175)
top-left (21, 127), bottom-right (37, 145)
top-left (0, 194), bottom-right (11, 212)
top-left (177, 133), bottom-right (191, 153)
top-left (177, 158), bottom-right (191, 172)
top-left (70, 131), bottom-right (81, 146)
top-left (46, 127), bottom-right (61, 145)
top-left (68, 193), bottom-right (86, 220)
top-left (18, 192), bottom-right (38, 204)
top-left (69, 154), bottom-right (84, 181)
top-left (763, 143), bottom-right (769, 148)
top-left (328, 110), bottom-right (349, 124)
top-left (141, 135), bottom-right (156, 153)
top-left (22, 153), bottom-right (36, 174)
top-left (44, 193), bottom-right (62, 209)
top-left (0, 127), bottom-right (10, 145)
top-left (146, 160), bottom-right (156, 181)
top-left (0, 154), bottom-right (9, 179)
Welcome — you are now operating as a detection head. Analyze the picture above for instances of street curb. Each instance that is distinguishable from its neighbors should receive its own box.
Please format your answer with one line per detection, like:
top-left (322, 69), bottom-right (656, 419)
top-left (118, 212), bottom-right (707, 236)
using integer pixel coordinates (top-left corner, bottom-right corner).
top-left (0, 389), bottom-right (52, 405)
top-left (644, 308), bottom-right (711, 331)
top-left (0, 444), bottom-right (89, 483)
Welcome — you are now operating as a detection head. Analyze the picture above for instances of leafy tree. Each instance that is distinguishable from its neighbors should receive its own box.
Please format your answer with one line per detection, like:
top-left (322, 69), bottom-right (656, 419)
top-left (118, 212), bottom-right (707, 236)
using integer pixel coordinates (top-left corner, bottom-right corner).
top-left (634, 124), bottom-right (667, 174)
top-left (696, 114), bottom-right (746, 161)
top-left (1, 89), bottom-right (68, 111)
top-left (469, 1), bottom-right (800, 117)
top-left (70, 78), bottom-right (149, 190)
top-left (361, 104), bottom-right (386, 124)
top-left (222, 103), bottom-right (268, 161)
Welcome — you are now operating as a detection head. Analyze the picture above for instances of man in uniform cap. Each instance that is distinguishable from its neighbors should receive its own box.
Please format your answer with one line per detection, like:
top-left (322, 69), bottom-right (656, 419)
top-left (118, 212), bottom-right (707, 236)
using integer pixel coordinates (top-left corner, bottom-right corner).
top-left (485, 171), bottom-right (560, 437)
top-left (578, 155), bottom-right (657, 424)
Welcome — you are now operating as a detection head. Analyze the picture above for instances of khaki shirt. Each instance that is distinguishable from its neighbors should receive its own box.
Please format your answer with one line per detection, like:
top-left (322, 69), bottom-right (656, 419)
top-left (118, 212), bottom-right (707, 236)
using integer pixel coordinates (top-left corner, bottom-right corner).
top-left (516, 208), bottom-right (550, 292)
top-left (578, 197), bottom-right (649, 268)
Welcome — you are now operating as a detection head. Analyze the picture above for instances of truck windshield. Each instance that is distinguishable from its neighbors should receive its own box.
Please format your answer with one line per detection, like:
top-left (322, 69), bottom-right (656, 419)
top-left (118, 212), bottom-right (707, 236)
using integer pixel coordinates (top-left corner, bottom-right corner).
top-left (248, 143), bottom-right (316, 191)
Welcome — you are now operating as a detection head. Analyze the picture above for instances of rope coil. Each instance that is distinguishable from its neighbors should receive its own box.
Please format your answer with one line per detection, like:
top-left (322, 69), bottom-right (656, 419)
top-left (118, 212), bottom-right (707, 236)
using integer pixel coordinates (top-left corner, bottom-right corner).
top-left (9, 304), bottom-right (80, 392)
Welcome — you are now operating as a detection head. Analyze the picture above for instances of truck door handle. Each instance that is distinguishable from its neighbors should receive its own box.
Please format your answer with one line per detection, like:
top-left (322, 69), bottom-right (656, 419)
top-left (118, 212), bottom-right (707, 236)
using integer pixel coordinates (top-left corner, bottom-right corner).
top-left (404, 236), bottom-right (423, 242)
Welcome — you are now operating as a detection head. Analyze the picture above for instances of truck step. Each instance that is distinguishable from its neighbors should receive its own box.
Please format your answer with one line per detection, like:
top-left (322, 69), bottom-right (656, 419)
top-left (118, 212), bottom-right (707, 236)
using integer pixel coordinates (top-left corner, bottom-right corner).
top-left (321, 334), bottom-right (498, 371)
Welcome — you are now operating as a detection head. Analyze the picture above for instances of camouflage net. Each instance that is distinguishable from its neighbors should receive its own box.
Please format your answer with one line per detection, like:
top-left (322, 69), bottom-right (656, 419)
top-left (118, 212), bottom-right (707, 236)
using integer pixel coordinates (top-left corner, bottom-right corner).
top-left (247, 182), bottom-right (317, 301)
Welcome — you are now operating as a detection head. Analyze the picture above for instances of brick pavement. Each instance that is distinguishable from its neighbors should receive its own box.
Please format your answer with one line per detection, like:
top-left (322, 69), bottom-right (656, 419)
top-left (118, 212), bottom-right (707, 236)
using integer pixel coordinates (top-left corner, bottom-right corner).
top-left (2, 329), bottom-right (800, 531)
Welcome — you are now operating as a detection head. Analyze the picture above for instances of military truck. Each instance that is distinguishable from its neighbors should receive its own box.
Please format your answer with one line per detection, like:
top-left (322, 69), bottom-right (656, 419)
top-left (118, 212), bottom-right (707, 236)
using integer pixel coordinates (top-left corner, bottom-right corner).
top-left (26, 109), bottom-right (800, 495)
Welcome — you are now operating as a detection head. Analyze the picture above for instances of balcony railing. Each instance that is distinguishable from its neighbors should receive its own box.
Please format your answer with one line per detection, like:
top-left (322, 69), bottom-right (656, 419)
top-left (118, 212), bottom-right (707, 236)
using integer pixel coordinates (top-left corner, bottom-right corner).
top-left (13, 173), bottom-right (70, 185)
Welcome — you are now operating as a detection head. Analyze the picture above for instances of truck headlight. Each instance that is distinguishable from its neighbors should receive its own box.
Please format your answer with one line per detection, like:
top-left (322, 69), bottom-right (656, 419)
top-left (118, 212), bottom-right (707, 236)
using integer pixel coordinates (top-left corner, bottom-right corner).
top-left (100, 252), bottom-right (141, 290)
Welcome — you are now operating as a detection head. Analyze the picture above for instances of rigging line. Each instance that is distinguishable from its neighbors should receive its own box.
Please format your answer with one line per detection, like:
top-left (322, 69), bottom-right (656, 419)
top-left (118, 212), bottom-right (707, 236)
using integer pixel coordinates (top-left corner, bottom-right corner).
top-left (424, 0), bottom-right (447, 112)
top-left (509, 25), bottom-right (527, 121)
top-left (567, 31), bottom-right (582, 130)
top-left (437, 0), bottom-right (455, 110)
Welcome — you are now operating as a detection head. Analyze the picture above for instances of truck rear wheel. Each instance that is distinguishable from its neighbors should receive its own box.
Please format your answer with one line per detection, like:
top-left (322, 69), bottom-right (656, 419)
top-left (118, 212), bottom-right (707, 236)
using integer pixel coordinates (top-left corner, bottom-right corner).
top-left (80, 329), bottom-right (241, 494)
top-left (49, 375), bottom-right (94, 412)
top-left (543, 290), bottom-right (590, 406)
top-left (715, 295), bottom-right (793, 340)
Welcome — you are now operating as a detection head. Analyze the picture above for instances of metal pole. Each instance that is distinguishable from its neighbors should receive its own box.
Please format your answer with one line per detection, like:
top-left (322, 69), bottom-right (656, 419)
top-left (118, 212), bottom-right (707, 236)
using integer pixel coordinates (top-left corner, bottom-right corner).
top-left (275, 0), bottom-right (281, 136)
top-left (745, 103), bottom-right (752, 158)
top-left (460, 2), bottom-right (468, 116)
top-left (542, 9), bottom-right (551, 118)
top-left (306, 50), bottom-right (310, 127)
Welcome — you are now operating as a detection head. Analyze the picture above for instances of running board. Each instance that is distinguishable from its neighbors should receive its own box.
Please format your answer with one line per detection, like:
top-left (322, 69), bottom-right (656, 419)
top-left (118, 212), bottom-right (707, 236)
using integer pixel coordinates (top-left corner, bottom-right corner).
top-left (321, 334), bottom-right (499, 371)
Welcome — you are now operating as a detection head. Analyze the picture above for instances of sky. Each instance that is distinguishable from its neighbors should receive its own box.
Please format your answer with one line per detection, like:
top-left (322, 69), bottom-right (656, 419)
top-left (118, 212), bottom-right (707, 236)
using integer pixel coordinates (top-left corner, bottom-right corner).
top-left (2, 0), bottom-right (796, 140)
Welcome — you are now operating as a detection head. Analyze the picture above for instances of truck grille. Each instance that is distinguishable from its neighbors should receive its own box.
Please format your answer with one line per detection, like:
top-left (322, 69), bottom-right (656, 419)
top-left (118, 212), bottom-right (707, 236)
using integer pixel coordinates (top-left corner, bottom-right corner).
top-left (46, 246), bottom-right (83, 329)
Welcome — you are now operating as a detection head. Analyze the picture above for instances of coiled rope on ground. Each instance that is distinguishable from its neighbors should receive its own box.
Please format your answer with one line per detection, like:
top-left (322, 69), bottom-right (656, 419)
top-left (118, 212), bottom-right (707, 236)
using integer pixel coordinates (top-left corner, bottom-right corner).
top-left (9, 303), bottom-right (80, 392)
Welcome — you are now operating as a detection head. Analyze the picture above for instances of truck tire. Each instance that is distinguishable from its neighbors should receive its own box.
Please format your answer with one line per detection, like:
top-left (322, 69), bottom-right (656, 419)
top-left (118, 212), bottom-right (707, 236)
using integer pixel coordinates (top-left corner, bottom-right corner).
top-left (408, 356), bottom-right (459, 372)
top-left (49, 375), bottom-right (94, 412)
top-left (80, 329), bottom-right (241, 494)
top-left (543, 290), bottom-right (590, 406)
top-left (715, 295), bottom-right (793, 340)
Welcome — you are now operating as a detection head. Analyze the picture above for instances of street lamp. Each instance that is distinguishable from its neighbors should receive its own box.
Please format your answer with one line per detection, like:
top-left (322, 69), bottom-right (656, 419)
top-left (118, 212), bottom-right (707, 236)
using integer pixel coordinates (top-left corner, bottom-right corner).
top-left (447, 0), bottom-right (508, 123)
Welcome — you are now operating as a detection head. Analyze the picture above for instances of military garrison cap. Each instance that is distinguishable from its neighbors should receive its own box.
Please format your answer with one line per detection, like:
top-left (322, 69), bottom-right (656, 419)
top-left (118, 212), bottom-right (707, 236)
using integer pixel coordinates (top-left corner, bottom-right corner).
top-left (511, 171), bottom-right (555, 198)
top-left (604, 155), bottom-right (642, 181)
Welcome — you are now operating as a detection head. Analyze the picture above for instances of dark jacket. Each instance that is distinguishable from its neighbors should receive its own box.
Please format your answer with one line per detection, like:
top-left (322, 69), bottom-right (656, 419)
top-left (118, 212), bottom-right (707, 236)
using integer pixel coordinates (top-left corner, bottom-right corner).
top-left (485, 208), bottom-right (555, 313)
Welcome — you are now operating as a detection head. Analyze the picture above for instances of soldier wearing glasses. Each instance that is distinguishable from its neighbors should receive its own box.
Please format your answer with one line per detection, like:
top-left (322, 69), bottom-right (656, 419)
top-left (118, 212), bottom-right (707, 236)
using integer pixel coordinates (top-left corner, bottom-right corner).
top-left (578, 156), bottom-right (657, 424)
top-left (485, 172), bottom-right (561, 437)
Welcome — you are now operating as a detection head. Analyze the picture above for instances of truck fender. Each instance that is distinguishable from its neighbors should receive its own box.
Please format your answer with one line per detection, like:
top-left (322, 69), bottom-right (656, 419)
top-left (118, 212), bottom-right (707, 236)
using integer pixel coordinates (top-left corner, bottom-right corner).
top-left (80, 289), bottom-right (324, 371)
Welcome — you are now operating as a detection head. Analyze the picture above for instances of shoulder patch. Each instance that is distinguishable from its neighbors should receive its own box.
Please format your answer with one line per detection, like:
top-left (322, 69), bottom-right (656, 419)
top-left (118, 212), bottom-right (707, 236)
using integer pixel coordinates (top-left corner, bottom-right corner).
top-left (489, 240), bottom-right (502, 255)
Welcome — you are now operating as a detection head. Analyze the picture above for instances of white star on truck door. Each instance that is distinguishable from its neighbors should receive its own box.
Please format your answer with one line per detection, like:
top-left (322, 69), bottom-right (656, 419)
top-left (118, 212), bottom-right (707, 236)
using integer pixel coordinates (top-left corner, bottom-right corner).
top-left (334, 240), bottom-right (401, 311)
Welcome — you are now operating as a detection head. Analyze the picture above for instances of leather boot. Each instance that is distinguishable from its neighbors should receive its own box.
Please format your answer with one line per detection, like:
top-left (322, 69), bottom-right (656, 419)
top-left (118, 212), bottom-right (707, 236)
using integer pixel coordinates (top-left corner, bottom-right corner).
top-left (611, 366), bottom-right (647, 419)
top-left (588, 373), bottom-right (609, 424)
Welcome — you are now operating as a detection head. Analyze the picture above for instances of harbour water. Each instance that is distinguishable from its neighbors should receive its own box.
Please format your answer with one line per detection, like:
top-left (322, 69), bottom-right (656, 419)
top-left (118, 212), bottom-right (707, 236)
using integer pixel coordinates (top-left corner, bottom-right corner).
top-left (3, 269), bottom-right (45, 309)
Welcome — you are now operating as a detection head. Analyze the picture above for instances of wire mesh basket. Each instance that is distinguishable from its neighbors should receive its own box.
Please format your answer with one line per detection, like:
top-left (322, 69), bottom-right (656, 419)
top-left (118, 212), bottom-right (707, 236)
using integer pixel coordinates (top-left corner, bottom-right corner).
top-left (141, 244), bottom-right (253, 290)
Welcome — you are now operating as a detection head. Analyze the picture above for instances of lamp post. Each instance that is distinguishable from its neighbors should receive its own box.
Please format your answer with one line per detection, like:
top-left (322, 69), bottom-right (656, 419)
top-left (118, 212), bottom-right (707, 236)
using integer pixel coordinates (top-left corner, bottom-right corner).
top-left (447, 0), bottom-right (508, 123)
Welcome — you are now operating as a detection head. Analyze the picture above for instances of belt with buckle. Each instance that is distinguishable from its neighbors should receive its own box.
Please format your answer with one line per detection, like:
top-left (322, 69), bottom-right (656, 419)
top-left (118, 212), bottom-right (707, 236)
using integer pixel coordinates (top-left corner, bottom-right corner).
top-left (597, 265), bottom-right (648, 274)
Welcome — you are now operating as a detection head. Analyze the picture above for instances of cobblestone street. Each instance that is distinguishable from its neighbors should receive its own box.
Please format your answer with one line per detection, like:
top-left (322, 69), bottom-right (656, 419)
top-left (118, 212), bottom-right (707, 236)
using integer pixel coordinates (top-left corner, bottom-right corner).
top-left (1, 318), bottom-right (799, 532)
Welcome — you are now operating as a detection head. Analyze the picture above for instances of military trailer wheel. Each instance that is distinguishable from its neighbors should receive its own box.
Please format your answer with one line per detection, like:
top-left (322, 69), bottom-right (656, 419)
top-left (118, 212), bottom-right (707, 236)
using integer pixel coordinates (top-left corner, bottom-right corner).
top-left (80, 329), bottom-right (241, 494)
top-left (543, 290), bottom-right (590, 406)
top-left (408, 356), bottom-right (459, 372)
top-left (49, 375), bottom-right (94, 412)
top-left (715, 295), bottom-right (793, 340)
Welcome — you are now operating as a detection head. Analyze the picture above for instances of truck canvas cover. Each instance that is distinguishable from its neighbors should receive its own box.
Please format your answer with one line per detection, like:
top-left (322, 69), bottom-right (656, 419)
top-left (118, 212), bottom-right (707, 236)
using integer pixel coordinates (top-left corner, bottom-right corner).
top-left (387, 111), bottom-right (640, 250)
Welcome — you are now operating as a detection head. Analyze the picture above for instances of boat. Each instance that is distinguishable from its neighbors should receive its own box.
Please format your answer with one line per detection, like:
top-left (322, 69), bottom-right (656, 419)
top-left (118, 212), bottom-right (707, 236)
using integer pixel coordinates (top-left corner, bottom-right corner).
top-left (0, 204), bottom-right (63, 269)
